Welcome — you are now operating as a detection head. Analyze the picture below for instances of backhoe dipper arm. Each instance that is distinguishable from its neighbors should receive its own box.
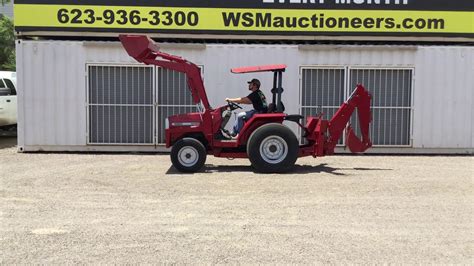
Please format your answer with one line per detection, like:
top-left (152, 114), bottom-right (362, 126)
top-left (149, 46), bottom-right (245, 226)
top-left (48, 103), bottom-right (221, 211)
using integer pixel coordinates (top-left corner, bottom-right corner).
top-left (326, 84), bottom-right (372, 153)
top-left (119, 34), bottom-right (210, 110)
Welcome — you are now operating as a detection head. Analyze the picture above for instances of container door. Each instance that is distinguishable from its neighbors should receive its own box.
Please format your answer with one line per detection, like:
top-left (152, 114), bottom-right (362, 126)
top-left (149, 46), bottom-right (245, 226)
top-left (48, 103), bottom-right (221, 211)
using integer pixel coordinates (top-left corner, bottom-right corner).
top-left (87, 65), bottom-right (154, 145)
top-left (349, 68), bottom-right (413, 147)
top-left (300, 67), bottom-right (346, 144)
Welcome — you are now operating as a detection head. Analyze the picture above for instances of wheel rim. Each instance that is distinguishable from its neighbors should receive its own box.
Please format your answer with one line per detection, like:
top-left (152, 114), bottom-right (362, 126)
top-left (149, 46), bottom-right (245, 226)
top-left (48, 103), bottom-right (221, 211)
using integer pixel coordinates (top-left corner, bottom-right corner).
top-left (177, 146), bottom-right (199, 167)
top-left (259, 135), bottom-right (288, 164)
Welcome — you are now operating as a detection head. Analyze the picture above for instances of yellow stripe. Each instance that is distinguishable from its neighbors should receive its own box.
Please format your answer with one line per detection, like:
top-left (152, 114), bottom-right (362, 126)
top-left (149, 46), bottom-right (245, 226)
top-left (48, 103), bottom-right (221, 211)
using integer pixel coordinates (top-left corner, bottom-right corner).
top-left (14, 4), bottom-right (474, 34)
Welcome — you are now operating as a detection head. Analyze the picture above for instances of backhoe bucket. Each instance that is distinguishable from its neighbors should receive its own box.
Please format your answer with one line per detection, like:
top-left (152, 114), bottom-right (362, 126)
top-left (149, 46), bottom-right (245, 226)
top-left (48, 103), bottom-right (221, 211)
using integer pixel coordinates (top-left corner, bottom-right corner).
top-left (346, 125), bottom-right (372, 153)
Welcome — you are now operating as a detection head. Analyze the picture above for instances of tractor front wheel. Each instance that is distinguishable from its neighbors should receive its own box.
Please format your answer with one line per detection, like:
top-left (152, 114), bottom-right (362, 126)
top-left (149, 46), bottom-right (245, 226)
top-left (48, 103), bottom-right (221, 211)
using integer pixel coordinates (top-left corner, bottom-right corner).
top-left (247, 123), bottom-right (298, 173)
top-left (170, 138), bottom-right (207, 173)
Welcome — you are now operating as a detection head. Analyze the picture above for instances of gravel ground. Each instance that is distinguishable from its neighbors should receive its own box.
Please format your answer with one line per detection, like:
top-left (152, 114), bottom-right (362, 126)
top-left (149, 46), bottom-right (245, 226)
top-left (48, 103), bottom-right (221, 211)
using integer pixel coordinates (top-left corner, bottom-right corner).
top-left (0, 137), bottom-right (472, 263)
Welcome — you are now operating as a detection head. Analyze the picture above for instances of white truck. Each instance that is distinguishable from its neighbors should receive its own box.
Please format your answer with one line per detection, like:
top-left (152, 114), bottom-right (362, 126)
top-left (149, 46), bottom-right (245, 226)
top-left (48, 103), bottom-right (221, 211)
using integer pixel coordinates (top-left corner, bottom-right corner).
top-left (0, 71), bottom-right (17, 131)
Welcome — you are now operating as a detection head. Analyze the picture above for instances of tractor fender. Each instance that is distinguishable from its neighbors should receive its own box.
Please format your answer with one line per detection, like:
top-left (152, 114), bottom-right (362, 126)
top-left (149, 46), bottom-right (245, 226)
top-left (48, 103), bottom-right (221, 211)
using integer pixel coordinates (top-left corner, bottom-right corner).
top-left (237, 113), bottom-right (286, 145)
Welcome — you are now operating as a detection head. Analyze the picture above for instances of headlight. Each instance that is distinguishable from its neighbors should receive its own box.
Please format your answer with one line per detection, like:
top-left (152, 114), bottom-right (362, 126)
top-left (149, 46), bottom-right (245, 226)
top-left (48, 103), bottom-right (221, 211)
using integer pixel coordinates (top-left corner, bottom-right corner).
top-left (165, 118), bottom-right (169, 129)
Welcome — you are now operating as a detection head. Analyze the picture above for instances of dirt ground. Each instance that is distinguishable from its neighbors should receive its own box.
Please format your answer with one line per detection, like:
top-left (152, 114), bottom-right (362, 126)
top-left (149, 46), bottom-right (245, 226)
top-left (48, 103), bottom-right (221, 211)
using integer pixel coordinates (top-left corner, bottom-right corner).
top-left (0, 137), bottom-right (472, 263)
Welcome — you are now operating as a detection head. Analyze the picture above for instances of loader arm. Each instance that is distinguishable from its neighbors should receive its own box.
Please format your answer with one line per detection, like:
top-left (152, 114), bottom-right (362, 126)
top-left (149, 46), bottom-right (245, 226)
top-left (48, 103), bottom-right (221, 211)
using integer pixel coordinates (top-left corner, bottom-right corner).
top-left (326, 84), bottom-right (372, 153)
top-left (119, 35), bottom-right (210, 110)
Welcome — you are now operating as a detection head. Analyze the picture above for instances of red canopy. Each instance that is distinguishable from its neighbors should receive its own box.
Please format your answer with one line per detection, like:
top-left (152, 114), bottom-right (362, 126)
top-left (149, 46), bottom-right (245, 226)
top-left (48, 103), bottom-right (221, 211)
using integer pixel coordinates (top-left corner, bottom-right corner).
top-left (231, 64), bottom-right (287, 74)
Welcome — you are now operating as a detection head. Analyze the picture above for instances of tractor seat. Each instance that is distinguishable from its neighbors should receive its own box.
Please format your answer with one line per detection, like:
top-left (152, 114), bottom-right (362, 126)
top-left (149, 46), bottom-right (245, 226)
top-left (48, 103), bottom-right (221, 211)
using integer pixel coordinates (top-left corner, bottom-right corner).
top-left (284, 114), bottom-right (304, 123)
top-left (268, 102), bottom-right (285, 113)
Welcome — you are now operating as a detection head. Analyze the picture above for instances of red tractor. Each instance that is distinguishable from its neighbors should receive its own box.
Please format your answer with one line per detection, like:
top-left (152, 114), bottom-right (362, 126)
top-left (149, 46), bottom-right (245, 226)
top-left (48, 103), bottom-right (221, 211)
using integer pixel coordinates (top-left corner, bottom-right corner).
top-left (120, 35), bottom-right (372, 173)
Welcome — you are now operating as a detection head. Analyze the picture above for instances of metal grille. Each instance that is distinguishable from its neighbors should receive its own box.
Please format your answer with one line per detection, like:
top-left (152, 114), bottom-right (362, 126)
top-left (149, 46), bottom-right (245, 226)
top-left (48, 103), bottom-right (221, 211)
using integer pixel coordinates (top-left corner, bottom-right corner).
top-left (301, 67), bottom-right (346, 144)
top-left (156, 68), bottom-right (199, 144)
top-left (88, 65), bottom-right (154, 144)
top-left (349, 68), bottom-right (413, 146)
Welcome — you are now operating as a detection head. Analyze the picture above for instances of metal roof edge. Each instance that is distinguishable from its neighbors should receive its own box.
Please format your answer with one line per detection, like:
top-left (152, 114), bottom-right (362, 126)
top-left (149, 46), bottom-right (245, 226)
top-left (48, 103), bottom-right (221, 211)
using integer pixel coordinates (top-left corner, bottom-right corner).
top-left (81, 41), bottom-right (206, 50)
top-left (16, 31), bottom-right (474, 44)
top-left (298, 44), bottom-right (419, 51)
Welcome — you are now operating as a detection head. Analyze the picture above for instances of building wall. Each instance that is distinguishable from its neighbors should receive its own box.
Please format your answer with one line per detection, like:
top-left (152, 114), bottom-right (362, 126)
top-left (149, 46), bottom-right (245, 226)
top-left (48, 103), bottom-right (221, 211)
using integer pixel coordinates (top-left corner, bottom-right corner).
top-left (16, 40), bottom-right (474, 153)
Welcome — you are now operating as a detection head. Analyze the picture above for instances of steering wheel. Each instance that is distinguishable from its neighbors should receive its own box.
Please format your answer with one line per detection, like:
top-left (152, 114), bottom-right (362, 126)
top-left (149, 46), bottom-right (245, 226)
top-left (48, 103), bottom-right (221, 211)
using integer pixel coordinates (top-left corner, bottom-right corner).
top-left (226, 100), bottom-right (243, 110)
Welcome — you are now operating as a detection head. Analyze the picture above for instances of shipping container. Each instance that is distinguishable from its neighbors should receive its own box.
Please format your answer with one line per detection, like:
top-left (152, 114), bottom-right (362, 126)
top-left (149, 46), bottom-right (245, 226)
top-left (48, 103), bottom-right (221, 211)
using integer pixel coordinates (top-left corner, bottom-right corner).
top-left (16, 40), bottom-right (473, 153)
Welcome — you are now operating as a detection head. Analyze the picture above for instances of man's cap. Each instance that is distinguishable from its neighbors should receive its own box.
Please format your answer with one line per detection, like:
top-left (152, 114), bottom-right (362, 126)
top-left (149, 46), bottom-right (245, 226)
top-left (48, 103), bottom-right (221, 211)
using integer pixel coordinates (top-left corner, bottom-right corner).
top-left (247, 78), bottom-right (261, 87)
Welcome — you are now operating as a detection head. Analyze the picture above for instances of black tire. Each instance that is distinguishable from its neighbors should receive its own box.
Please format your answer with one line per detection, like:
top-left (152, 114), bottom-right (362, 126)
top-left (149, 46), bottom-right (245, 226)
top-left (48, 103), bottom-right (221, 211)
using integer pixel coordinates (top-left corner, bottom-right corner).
top-left (247, 123), bottom-right (299, 173)
top-left (170, 138), bottom-right (207, 173)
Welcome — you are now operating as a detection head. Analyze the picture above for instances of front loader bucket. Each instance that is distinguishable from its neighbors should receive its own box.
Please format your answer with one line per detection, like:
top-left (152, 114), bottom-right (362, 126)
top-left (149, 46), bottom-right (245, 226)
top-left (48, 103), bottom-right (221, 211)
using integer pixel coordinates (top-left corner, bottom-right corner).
top-left (119, 34), bottom-right (185, 63)
top-left (119, 35), bottom-right (158, 63)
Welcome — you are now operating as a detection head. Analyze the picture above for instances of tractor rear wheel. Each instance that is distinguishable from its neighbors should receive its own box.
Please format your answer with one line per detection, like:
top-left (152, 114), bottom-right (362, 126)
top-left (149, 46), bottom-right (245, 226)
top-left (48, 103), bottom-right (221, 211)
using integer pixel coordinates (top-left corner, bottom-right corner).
top-left (170, 138), bottom-right (207, 173)
top-left (247, 123), bottom-right (298, 173)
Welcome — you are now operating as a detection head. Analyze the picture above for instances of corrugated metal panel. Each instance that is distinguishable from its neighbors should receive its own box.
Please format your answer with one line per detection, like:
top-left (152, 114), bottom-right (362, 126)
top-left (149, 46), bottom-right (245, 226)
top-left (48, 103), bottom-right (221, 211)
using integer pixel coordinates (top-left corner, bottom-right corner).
top-left (17, 40), bottom-right (473, 152)
top-left (413, 47), bottom-right (474, 149)
top-left (17, 41), bottom-right (87, 149)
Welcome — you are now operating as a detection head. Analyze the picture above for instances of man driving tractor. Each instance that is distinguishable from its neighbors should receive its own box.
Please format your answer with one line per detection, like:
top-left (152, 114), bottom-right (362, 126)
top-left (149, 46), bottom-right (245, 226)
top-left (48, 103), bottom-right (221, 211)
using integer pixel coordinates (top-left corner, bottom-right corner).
top-left (225, 78), bottom-right (268, 137)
